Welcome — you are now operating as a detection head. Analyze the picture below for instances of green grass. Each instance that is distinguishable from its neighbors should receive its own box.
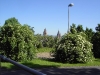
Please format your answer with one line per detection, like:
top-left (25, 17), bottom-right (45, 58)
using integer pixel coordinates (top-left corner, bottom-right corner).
top-left (37, 47), bottom-right (53, 53)
top-left (1, 58), bottom-right (100, 70)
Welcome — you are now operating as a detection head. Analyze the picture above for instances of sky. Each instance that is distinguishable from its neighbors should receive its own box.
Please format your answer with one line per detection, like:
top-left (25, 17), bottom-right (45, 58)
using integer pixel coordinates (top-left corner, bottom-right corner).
top-left (0, 0), bottom-right (100, 35)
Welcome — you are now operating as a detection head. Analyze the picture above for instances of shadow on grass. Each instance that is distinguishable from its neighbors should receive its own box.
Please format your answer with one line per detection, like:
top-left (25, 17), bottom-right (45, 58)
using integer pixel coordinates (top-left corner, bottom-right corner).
top-left (21, 61), bottom-right (60, 69)
top-left (1, 58), bottom-right (100, 75)
top-left (1, 58), bottom-right (60, 71)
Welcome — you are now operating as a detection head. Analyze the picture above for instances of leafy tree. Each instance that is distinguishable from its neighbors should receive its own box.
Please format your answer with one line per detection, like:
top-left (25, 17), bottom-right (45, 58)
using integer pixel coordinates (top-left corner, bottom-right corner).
top-left (70, 23), bottom-right (77, 34)
top-left (92, 32), bottom-right (100, 58)
top-left (70, 24), bottom-right (84, 33)
top-left (85, 27), bottom-right (94, 42)
top-left (42, 35), bottom-right (49, 47)
top-left (35, 34), bottom-right (43, 48)
top-left (0, 18), bottom-right (36, 61)
top-left (53, 33), bottom-right (93, 63)
top-left (95, 24), bottom-right (100, 32)
top-left (47, 35), bottom-right (55, 48)
top-left (92, 24), bottom-right (100, 58)
top-left (76, 25), bottom-right (84, 33)
top-left (35, 34), bottom-right (55, 48)
top-left (70, 24), bottom-right (94, 42)
top-left (4, 17), bottom-right (20, 25)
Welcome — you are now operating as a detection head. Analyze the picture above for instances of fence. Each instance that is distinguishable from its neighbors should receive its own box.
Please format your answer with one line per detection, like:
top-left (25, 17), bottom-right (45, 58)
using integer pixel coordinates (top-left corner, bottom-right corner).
top-left (0, 55), bottom-right (46, 75)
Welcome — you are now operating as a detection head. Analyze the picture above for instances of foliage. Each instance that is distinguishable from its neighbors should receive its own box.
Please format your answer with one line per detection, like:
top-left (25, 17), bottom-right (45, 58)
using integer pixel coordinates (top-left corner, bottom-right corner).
top-left (70, 24), bottom-right (84, 34)
top-left (4, 17), bottom-right (20, 25)
top-left (42, 36), bottom-right (49, 47)
top-left (0, 18), bottom-right (36, 61)
top-left (53, 33), bottom-right (93, 63)
top-left (35, 34), bottom-right (43, 48)
top-left (35, 34), bottom-right (56, 48)
top-left (85, 27), bottom-right (94, 42)
top-left (76, 25), bottom-right (84, 33)
top-left (46, 35), bottom-right (55, 48)
top-left (70, 24), bottom-right (77, 34)
top-left (1, 17), bottom-right (100, 63)
top-left (92, 24), bottom-right (100, 58)
top-left (92, 32), bottom-right (100, 58)
top-left (70, 24), bottom-right (94, 42)
top-left (95, 24), bottom-right (100, 32)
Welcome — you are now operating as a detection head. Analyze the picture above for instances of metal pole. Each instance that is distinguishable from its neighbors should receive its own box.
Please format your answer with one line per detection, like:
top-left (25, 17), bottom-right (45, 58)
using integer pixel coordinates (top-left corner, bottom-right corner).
top-left (68, 7), bottom-right (69, 33)
top-left (0, 55), bottom-right (46, 75)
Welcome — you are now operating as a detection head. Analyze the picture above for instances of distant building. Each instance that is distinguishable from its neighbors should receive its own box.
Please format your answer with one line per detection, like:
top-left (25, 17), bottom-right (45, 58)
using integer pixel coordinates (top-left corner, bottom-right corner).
top-left (43, 28), bottom-right (47, 36)
top-left (57, 30), bottom-right (61, 39)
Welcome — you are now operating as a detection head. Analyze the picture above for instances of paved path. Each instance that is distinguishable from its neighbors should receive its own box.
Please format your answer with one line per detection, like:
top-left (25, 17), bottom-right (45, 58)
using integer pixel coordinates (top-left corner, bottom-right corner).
top-left (1, 66), bottom-right (100, 75)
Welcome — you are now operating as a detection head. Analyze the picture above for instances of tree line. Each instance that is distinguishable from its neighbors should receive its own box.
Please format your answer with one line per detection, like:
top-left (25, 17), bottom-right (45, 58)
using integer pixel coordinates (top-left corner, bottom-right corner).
top-left (0, 17), bottom-right (100, 63)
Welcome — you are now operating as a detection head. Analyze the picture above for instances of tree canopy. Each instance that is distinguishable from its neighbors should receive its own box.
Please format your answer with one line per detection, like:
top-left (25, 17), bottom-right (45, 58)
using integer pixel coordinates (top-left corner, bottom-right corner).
top-left (4, 17), bottom-right (20, 25)
top-left (0, 17), bottom-right (36, 61)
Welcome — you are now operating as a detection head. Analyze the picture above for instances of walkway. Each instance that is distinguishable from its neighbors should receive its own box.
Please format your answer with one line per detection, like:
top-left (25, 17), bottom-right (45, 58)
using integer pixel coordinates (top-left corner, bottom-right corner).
top-left (1, 66), bottom-right (100, 75)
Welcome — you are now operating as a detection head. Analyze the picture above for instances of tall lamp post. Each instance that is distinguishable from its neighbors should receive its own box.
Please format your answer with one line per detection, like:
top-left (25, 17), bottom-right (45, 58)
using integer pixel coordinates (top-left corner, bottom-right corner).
top-left (68, 3), bottom-right (74, 33)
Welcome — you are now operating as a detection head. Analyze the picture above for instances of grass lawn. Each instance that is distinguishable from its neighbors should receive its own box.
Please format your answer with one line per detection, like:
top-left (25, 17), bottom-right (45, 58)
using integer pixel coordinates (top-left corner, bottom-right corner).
top-left (1, 47), bottom-right (100, 70)
top-left (37, 47), bottom-right (53, 53)
top-left (1, 58), bottom-right (100, 70)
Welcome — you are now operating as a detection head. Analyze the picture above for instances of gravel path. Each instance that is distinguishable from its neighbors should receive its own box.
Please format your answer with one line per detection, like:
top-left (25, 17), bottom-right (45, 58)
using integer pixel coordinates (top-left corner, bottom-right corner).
top-left (36, 52), bottom-right (54, 59)
top-left (37, 52), bottom-right (51, 58)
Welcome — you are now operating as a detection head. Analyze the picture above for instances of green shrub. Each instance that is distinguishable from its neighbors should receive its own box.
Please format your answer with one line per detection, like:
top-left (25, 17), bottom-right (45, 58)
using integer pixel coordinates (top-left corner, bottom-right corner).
top-left (0, 18), bottom-right (36, 61)
top-left (53, 33), bottom-right (93, 63)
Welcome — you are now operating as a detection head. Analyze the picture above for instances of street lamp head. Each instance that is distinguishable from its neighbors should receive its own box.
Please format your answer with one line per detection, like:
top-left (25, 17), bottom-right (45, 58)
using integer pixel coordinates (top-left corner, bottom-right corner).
top-left (68, 3), bottom-right (74, 7)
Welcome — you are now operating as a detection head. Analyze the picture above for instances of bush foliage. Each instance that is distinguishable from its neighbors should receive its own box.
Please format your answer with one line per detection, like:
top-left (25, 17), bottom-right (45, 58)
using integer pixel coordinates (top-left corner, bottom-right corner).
top-left (0, 18), bottom-right (36, 61)
top-left (53, 33), bottom-right (93, 63)
top-left (0, 17), bottom-right (100, 63)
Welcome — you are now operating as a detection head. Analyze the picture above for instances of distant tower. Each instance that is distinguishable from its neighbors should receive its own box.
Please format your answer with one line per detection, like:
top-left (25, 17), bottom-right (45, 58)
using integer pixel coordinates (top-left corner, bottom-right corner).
top-left (43, 28), bottom-right (47, 36)
top-left (57, 30), bottom-right (61, 39)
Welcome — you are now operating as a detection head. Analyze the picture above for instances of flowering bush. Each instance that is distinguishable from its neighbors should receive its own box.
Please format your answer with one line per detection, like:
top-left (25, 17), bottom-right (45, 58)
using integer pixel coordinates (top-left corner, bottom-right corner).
top-left (53, 33), bottom-right (93, 63)
top-left (0, 23), bottom-right (36, 61)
